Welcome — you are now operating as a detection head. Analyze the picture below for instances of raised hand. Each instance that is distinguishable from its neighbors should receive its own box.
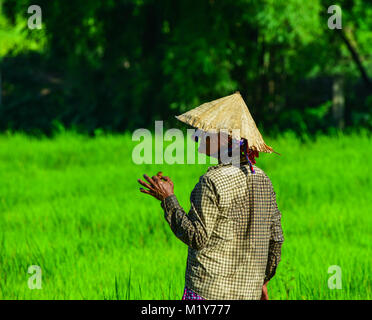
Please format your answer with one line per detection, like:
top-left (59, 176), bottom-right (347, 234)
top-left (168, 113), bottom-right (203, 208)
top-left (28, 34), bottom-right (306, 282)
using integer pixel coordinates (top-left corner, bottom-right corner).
top-left (138, 171), bottom-right (174, 201)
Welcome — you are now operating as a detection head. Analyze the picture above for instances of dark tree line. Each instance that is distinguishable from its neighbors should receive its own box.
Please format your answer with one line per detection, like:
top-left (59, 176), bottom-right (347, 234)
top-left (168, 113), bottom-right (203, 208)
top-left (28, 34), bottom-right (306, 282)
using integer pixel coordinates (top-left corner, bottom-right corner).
top-left (0, 0), bottom-right (371, 136)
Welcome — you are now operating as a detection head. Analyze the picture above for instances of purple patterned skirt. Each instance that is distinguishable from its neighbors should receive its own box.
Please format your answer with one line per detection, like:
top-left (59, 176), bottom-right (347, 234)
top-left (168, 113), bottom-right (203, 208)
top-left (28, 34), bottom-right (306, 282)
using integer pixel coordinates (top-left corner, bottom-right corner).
top-left (182, 286), bottom-right (205, 300)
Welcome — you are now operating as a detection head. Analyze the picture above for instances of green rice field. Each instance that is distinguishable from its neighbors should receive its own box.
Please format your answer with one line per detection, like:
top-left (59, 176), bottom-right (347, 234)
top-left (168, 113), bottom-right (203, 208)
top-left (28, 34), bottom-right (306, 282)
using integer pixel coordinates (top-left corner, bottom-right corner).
top-left (0, 130), bottom-right (371, 299)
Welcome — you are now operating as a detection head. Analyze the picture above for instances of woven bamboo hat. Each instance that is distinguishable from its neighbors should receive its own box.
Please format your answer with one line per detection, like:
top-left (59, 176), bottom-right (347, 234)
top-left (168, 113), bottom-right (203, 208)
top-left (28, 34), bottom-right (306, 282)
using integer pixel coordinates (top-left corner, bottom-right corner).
top-left (175, 91), bottom-right (278, 154)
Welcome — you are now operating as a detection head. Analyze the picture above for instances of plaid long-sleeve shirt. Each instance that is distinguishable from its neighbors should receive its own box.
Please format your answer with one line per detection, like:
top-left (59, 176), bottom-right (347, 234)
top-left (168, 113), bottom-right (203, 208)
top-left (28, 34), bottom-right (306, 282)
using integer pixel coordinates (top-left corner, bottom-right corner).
top-left (161, 161), bottom-right (284, 300)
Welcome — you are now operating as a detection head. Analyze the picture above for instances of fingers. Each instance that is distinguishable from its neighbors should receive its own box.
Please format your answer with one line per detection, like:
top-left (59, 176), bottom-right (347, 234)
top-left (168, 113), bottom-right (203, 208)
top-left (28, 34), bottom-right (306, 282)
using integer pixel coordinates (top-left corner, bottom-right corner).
top-left (137, 179), bottom-right (156, 191)
top-left (140, 172), bottom-right (171, 188)
top-left (152, 175), bottom-right (161, 187)
top-left (143, 174), bottom-right (156, 187)
top-left (139, 188), bottom-right (156, 197)
top-left (138, 172), bottom-right (173, 201)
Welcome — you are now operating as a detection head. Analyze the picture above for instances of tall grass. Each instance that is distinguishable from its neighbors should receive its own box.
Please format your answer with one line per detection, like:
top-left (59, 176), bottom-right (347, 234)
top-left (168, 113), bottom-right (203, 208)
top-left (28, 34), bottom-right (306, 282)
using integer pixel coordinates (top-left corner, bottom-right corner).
top-left (0, 130), bottom-right (371, 299)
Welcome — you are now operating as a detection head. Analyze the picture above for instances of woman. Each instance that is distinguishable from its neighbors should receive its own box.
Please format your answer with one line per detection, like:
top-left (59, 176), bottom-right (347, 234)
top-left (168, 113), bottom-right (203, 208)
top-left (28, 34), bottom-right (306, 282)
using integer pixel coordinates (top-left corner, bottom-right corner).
top-left (138, 92), bottom-right (284, 300)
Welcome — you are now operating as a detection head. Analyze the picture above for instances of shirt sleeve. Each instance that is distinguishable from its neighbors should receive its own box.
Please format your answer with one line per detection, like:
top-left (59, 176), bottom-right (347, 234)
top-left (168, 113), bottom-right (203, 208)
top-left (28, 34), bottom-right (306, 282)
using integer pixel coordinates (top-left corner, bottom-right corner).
top-left (160, 175), bottom-right (219, 250)
top-left (264, 187), bottom-right (284, 282)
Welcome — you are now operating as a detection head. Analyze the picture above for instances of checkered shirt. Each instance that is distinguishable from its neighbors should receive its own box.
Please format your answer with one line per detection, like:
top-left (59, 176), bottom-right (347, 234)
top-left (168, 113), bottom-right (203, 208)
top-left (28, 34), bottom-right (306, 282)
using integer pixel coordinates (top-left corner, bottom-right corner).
top-left (161, 162), bottom-right (284, 300)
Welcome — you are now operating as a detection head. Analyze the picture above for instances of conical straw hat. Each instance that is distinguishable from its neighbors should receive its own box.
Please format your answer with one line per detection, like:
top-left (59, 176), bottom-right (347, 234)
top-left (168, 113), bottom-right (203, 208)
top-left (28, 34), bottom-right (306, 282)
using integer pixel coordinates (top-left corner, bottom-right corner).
top-left (175, 91), bottom-right (278, 154)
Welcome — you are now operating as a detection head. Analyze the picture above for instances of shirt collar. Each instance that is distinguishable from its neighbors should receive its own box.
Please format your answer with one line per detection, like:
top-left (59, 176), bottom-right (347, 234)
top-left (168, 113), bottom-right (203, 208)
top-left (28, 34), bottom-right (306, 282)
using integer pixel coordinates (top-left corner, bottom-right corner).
top-left (207, 155), bottom-right (249, 172)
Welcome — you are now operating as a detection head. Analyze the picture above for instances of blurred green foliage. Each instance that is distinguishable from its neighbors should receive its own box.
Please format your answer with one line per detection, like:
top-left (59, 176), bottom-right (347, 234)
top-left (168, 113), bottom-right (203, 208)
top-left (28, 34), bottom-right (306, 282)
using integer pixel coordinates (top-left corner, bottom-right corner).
top-left (0, 0), bottom-right (371, 135)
